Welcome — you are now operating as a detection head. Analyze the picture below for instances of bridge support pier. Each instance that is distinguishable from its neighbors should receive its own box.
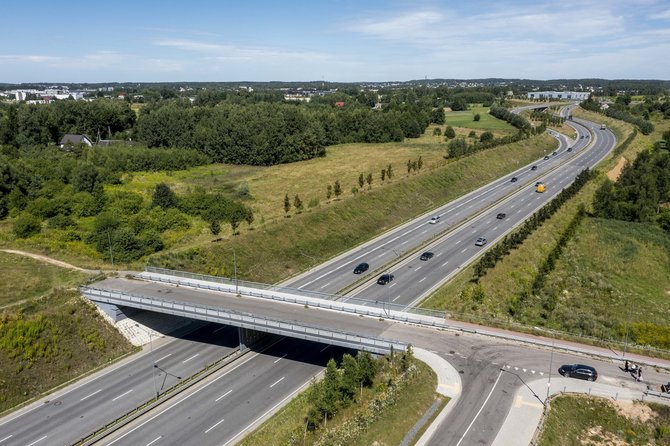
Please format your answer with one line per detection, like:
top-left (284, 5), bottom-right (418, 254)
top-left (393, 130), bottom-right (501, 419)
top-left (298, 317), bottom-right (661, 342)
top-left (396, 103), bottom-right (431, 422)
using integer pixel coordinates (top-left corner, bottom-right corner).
top-left (93, 302), bottom-right (127, 322)
top-left (238, 327), bottom-right (265, 352)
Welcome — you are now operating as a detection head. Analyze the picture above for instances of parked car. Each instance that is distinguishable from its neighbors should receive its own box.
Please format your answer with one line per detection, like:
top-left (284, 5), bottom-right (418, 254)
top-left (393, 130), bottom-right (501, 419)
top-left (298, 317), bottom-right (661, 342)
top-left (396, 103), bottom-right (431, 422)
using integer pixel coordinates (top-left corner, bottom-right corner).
top-left (377, 274), bottom-right (394, 285)
top-left (475, 237), bottom-right (487, 246)
top-left (353, 262), bottom-right (369, 274)
top-left (558, 364), bottom-right (598, 381)
top-left (531, 165), bottom-right (538, 171)
top-left (420, 252), bottom-right (434, 261)
top-left (496, 213), bottom-right (506, 219)
top-left (510, 177), bottom-right (518, 183)
top-left (429, 215), bottom-right (440, 224)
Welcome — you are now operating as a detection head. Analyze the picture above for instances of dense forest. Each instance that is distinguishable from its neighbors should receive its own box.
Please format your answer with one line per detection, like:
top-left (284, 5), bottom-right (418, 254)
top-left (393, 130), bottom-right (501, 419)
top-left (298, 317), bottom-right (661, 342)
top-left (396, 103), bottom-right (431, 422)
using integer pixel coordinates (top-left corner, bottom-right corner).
top-left (593, 134), bottom-right (670, 231)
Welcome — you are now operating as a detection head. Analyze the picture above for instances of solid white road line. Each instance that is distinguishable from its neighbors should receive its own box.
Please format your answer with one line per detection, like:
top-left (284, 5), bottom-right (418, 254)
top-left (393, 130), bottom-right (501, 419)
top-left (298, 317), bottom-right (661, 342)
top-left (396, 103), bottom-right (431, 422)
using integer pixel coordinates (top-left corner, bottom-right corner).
top-left (274, 354), bottom-right (287, 364)
top-left (0, 435), bottom-right (13, 444)
top-left (26, 436), bottom-right (48, 446)
top-left (205, 418), bottom-right (225, 434)
top-left (215, 390), bottom-right (233, 402)
top-left (319, 345), bottom-right (330, 353)
top-left (319, 282), bottom-right (331, 290)
top-left (269, 377), bottom-right (285, 388)
top-left (455, 368), bottom-right (504, 446)
top-left (112, 389), bottom-right (133, 402)
top-left (145, 436), bottom-right (162, 446)
top-left (182, 354), bottom-right (199, 364)
top-left (212, 326), bottom-right (226, 334)
top-left (80, 389), bottom-right (103, 401)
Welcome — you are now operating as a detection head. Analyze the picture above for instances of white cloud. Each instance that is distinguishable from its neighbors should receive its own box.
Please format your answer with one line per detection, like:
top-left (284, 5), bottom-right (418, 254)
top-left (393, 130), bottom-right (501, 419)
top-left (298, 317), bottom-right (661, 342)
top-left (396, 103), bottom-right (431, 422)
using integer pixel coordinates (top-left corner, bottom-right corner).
top-left (0, 55), bottom-right (62, 63)
top-left (154, 39), bottom-right (329, 62)
top-left (650, 8), bottom-right (670, 19)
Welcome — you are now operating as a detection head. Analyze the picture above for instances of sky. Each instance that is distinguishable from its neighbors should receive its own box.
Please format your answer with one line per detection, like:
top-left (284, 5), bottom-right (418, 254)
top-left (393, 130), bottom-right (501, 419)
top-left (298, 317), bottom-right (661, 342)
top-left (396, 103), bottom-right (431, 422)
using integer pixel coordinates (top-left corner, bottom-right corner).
top-left (1, 0), bottom-right (669, 83)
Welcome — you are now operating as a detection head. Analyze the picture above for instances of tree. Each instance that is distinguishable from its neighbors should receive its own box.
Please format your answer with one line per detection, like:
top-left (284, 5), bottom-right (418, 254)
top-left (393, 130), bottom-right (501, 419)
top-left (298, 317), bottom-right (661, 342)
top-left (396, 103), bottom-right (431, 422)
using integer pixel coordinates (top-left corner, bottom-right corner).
top-left (407, 159), bottom-right (412, 173)
top-left (366, 172), bottom-right (373, 189)
top-left (432, 127), bottom-right (442, 136)
top-left (326, 184), bottom-right (332, 199)
top-left (209, 219), bottom-right (221, 235)
top-left (473, 113), bottom-right (481, 122)
top-left (71, 163), bottom-right (99, 194)
top-left (468, 130), bottom-right (477, 138)
top-left (334, 180), bottom-right (342, 198)
top-left (381, 169), bottom-right (386, 182)
top-left (152, 183), bottom-right (178, 209)
top-left (480, 131), bottom-right (494, 143)
top-left (358, 173), bottom-right (365, 189)
top-left (283, 193), bottom-right (291, 216)
top-left (386, 164), bottom-right (393, 179)
top-left (444, 126), bottom-right (456, 139)
top-left (293, 194), bottom-right (303, 212)
top-left (418, 156), bottom-right (423, 170)
top-left (13, 212), bottom-right (41, 238)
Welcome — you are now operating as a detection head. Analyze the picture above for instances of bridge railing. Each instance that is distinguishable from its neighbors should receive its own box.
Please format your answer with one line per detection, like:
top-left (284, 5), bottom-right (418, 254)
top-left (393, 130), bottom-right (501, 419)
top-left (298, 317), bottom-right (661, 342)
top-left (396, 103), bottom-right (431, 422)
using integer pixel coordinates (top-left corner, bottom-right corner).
top-left (81, 285), bottom-right (407, 354)
top-left (144, 266), bottom-right (452, 319)
top-left (141, 266), bottom-right (448, 326)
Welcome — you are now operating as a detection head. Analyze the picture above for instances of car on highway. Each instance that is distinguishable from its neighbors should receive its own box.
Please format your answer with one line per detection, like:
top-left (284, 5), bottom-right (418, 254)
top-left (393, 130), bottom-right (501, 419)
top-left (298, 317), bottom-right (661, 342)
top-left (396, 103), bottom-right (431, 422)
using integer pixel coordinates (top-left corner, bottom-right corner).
top-left (544, 155), bottom-right (550, 160)
top-left (377, 273), bottom-right (394, 285)
top-left (474, 237), bottom-right (487, 246)
top-left (510, 177), bottom-right (518, 183)
top-left (496, 213), bottom-right (506, 219)
top-left (567, 147), bottom-right (573, 152)
top-left (558, 364), bottom-right (598, 381)
top-left (552, 151), bottom-right (558, 156)
top-left (535, 181), bottom-right (544, 187)
top-left (353, 262), bottom-right (369, 274)
top-left (531, 165), bottom-right (538, 171)
top-left (419, 252), bottom-right (434, 261)
top-left (429, 215), bottom-right (440, 224)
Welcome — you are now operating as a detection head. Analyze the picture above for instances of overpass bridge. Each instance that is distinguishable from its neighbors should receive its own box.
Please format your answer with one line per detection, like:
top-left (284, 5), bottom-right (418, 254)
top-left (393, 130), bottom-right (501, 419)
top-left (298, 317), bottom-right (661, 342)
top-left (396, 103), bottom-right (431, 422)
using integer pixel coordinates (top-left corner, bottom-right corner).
top-left (80, 267), bottom-right (443, 354)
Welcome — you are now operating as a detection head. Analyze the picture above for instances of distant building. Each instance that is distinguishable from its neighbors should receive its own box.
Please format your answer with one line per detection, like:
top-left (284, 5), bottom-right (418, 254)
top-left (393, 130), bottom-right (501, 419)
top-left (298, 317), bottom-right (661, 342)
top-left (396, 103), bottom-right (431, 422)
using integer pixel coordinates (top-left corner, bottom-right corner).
top-left (527, 91), bottom-right (590, 101)
top-left (59, 134), bottom-right (93, 148)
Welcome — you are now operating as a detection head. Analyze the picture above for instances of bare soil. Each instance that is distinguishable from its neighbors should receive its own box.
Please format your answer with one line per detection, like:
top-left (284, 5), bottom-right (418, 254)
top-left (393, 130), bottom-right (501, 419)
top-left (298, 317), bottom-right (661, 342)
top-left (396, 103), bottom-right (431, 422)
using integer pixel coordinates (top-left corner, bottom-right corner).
top-left (607, 156), bottom-right (627, 181)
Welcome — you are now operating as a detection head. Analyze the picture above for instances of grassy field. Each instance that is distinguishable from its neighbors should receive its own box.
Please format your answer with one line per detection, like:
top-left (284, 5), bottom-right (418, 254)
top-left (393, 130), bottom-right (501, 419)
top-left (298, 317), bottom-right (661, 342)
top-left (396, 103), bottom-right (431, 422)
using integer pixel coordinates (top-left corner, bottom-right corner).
top-left (239, 359), bottom-right (442, 446)
top-left (445, 105), bottom-right (517, 131)
top-left (0, 251), bottom-right (91, 307)
top-left (151, 133), bottom-right (558, 281)
top-left (539, 394), bottom-right (670, 446)
top-left (421, 109), bottom-right (670, 351)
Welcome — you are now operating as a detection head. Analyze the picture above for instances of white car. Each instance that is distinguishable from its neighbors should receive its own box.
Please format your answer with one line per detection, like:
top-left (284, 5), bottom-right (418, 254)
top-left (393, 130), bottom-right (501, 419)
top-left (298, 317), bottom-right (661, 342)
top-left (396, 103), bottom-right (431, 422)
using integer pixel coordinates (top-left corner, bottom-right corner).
top-left (475, 237), bottom-right (487, 246)
top-left (429, 215), bottom-right (440, 224)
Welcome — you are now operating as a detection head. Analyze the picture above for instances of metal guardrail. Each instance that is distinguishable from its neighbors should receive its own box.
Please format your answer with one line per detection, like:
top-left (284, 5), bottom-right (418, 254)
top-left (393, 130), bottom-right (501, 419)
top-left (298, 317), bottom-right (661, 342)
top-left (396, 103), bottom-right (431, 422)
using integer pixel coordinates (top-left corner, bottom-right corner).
top-left (143, 266), bottom-right (446, 319)
top-left (81, 285), bottom-right (407, 354)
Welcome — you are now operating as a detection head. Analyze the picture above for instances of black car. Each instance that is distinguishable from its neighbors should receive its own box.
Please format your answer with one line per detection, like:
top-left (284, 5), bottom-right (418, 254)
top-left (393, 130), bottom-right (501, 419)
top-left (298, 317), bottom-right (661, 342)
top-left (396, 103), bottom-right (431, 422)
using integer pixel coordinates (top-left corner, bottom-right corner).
top-left (496, 213), bottom-right (506, 219)
top-left (353, 262), bottom-right (369, 274)
top-left (510, 177), bottom-right (518, 183)
top-left (531, 165), bottom-right (538, 171)
top-left (580, 135), bottom-right (585, 139)
top-left (567, 147), bottom-right (573, 152)
top-left (552, 151), bottom-right (558, 156)
top-left (544, 155), bottom-right (550, 160)
top-left (419, 252), bottom-right (434, 261)
top-left (377, 274), bottom-right (394, 285)
top-left (558, 364), bottom-right (598, 381)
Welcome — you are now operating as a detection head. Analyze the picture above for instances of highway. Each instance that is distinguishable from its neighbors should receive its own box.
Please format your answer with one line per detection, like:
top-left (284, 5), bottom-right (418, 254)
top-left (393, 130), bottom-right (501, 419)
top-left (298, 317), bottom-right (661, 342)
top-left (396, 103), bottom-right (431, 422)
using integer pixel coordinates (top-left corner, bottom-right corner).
top-left (0, 105), bottom-right (632, 446)
top-left (0, 324), bottom-right (240, 446)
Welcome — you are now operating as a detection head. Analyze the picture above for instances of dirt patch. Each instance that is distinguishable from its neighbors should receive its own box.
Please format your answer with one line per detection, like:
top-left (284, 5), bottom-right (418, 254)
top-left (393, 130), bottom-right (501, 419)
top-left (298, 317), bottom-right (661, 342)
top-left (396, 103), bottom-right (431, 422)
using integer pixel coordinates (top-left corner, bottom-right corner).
top-left (610, 399), bottom-right (656, 424)
top-left (1, 249), bottom-right (97, 273)
top-left (607, 156), bottom-right (627, 181)
top-left (580, 426), bottom-right (626, 446)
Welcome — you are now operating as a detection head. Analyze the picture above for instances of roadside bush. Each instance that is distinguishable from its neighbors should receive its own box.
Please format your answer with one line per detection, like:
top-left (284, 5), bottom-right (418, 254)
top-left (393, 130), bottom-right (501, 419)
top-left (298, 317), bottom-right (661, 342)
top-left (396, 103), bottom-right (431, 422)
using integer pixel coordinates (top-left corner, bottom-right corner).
top-left (12, 212), bottom-right (42, 238)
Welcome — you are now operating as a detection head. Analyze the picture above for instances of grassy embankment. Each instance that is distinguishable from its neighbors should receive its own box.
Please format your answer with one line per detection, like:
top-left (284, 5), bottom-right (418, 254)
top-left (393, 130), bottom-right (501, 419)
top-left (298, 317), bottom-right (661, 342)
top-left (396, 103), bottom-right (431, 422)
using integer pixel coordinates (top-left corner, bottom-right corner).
top-left (422, 109), bottom-right (670, 353)
top-left (539, 394), bottom-right (670, 446)
top-left (0, 251), bottom-right (134, 413)
top-left (239, 359), bottom-right (444, 446)
top-left (150, 132), bottom-right (557, 281)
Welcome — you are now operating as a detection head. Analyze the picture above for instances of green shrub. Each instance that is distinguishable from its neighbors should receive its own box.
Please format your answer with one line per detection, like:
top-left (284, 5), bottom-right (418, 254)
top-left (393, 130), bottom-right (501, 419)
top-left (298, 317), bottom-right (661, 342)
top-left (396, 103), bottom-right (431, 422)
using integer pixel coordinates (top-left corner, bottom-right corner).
top-left (13, 213), bottom-right (42, 238)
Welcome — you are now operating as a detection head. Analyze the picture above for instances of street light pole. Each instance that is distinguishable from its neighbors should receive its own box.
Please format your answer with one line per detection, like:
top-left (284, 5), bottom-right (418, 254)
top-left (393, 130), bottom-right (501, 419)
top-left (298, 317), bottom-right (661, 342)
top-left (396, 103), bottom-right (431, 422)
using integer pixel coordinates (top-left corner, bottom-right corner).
top-left (136, 324), bottom-right (159, 400)
top-left (234, 249), bottom-right (238, 295)
top-left (623, 302), bottom-right (635, 359)
top-left (546, 340), bottom-right (554, 404)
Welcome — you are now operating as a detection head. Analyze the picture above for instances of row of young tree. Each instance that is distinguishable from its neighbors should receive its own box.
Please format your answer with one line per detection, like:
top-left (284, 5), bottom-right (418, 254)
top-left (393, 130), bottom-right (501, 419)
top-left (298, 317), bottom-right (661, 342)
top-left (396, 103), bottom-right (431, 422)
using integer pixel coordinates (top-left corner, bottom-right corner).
top-left (473, 169), bottom-right (593, 284)
top-left (593, 145), bottom-right (670, 230)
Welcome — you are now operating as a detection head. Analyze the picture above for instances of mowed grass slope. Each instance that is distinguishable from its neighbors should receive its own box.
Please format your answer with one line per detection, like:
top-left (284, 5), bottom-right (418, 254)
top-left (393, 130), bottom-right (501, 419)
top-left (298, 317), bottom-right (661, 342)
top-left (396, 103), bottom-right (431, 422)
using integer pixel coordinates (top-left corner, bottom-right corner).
top-left (0, 251), bottom-right (90, 307)
top-left (152, 133), bottom-right (558, 282)
top-left (445, 105), bottom-right (517, 131)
